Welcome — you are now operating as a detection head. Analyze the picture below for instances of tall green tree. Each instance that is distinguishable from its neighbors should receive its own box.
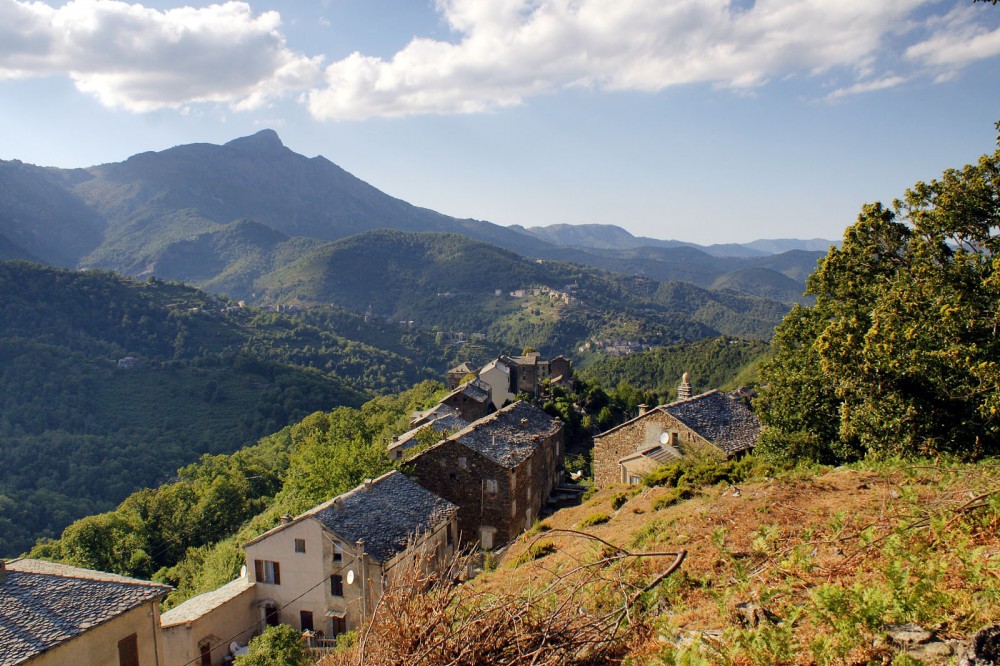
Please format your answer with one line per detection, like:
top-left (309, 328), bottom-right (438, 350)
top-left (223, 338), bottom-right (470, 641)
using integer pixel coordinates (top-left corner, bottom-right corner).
top-left (757, 142), bottom-right (1000, 459)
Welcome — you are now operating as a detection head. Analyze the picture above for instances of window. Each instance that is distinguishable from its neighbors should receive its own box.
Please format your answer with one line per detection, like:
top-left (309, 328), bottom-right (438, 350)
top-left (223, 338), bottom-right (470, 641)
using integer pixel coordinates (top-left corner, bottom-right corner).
top-left (330, 574), bottom-right (344, 597)
top-left (300, 610), bottom-right (314, 632)
top-left (446, 524), bottom-right (453, 547)
top-left (331, 616), bottom-right (347, 636)
top-left (629, 475), bottom-right (642, 485)
top-left (254, 559), bottom-right (281, 585)
top-left (484, 479), bottom-right (498, 494)
top-left (118, 634), bottom-right (139, 666)
top-left (265, 604), bottom-right (280, 627)
top-left (294, 538), bottom-right (306, 553)
top-left (332, 541), bottom-right (343, 562)
top-left (458, 456), bottom-right (467, 469)
top-left (199, 642), bottom-right (212, 666)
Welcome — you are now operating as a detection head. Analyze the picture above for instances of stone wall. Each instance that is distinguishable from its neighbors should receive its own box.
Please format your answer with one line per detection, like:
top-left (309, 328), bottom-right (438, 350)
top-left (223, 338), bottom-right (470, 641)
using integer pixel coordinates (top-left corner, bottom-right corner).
top-left (592, 411), bottom-right (718, 487)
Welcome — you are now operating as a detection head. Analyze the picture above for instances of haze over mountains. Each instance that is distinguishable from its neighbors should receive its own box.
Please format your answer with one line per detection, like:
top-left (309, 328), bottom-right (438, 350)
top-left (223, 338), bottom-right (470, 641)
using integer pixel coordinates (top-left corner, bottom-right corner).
top-left (0, 129), bottom-right (830, 310)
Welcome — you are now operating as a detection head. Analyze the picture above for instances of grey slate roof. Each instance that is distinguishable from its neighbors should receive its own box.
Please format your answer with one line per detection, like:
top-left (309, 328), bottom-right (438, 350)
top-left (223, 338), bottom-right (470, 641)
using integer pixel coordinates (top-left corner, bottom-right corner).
top-left (251, 471), bottom-right (458, 565)
top-left (449, 377), bottom-right (491, 403)
top-left (160, 576), bottom-right (254, 628)
top-left (661, 390), bottom-right (760, 455)
top-left (0, 559), bottom-right (170, 665)
top-left (619, 445), bottom-right (680, 465)
top-left (450, 401), bottom-right (562, 468)
top-left (313, 471), bottom-right (457, 563)
top-left (389, 414), bottom-right (470, 454)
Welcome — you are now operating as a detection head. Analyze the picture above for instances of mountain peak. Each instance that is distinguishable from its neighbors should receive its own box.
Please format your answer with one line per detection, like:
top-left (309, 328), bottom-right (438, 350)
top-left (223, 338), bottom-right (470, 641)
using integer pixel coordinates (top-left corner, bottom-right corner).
top-left (224, 129), bottom-right (285, 154)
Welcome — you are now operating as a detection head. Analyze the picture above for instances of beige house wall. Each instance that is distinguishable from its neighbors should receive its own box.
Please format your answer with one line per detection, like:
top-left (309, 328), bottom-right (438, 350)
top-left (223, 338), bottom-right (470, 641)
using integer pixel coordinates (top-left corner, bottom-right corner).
top-left (28, 601), bottom-right (163, 666)
top-left (479, 363), bottom-right (514, 410)
top-left (160, 581), bottom-right (257, 666)
top-left (244, 518), bottom-right (344, 635)
top-left (593, 412), bottom-right (720, 487)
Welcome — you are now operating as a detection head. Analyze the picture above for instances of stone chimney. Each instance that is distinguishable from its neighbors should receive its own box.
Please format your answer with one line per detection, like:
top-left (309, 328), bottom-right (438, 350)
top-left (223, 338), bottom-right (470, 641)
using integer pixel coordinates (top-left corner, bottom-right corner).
top-left (678, 372), bottom-right (693, 401)
top-left (280, 514), bottom-right (293, 524)
top-left (638, 404), bottom-right (649, 416)
top-left (363, 478), bottom-right (374, 490)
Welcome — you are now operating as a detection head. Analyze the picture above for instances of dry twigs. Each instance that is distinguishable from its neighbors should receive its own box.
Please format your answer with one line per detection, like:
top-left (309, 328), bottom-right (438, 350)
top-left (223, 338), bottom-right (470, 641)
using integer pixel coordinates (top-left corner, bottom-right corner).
top-left (320, 533), bottom-right (686, 666)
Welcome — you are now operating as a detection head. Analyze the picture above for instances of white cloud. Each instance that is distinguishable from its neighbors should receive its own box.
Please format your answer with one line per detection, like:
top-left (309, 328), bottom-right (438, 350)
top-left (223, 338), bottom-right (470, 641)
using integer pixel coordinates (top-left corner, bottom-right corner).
top-left (825, 75), bottom-right (909, 102)
top-left (308, 0), bottom-right (953, 120)
top-left (905, 4), bottom-right (1000, 68)
top-left (0, 0), bottom-right (323, 111)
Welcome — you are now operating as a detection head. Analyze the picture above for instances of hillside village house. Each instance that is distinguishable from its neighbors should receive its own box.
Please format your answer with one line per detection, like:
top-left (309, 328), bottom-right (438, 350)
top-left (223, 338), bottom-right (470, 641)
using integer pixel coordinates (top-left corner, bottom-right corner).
top-left (446, 362), bottom-right (477, 390)
top-left (407, 401), bottom-right (564, 549)
top-left (0, 558), bottom-right (170, 666)
top-left (241, 471), bottom-right (458, 638)
top-left (159, 576), bottom-right (257, 666)
top-left (593, 388), bottom-right (760, 487)
top-left (476, 353), bottom-right (573, 410)
top-left (388, 409), bottom-right (469, 460)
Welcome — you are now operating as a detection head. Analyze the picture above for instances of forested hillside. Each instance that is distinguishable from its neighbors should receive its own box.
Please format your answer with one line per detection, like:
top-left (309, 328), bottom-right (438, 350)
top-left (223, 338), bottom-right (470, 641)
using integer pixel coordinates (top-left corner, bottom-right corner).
top-left (580, 337), bottom-right (769, 402)
top-left (0, 262), bottom-right (461, 556)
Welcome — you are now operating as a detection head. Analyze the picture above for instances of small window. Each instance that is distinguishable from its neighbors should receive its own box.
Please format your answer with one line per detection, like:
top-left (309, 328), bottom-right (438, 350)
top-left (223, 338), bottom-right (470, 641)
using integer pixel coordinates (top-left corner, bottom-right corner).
top-left (332, 541), bottom-right (344, 562)
top-left (458, 456), bottom-right (467, 469)
top-left (294, 538), bottom-right (306, 553)
top-left (300, 610), bottom-right (314, 632)
top-left (330, 574), bottom-right (344, 597)
top-left (395, 450), bottom-right (403, 459)
top-left (254, 559), bottom-right (281, 585)
top-left (446, 523), bottom-right (453, 547)
top-left (331, 616), bottom-right (347, 636)
top-left (629, 475), bottom-right (642, 485)
top-left (484, 479), bottom-right (498, 494)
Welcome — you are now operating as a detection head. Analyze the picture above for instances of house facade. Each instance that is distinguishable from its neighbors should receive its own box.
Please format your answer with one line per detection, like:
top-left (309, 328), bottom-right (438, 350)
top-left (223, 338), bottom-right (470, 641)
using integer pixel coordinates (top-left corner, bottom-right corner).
top-left (593, 390), bottom-right (760, 487)
top-left (0, 558), bottom-right (170, 666)
top-left (476, 353), bottom-right (574, 410)
top-left (406, 401), bottom-right (564, 548)
top-left (241, 471), bottom-right (458, 638)
top-left (159, 576), bottom-right (258, 666)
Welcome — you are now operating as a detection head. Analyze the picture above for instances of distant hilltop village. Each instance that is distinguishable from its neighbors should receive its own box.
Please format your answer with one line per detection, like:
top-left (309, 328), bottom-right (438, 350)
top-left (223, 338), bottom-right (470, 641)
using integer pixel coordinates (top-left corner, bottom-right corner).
top-left (1, 358), bottom-right (762, 666)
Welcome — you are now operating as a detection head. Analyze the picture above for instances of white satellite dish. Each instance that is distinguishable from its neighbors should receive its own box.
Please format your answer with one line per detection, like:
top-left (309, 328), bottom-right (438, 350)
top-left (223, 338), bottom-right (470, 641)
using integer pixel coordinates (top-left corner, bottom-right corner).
top-left (240, 564), bottom-right (247, 578)
top-left (346, 569), bottom-right (355, 585)
top-left (659, 431), bottom-right (669, 445)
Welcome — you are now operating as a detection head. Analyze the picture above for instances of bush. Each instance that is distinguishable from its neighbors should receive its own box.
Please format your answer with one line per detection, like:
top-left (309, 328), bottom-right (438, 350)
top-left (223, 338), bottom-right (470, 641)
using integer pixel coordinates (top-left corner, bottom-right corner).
top-left (610, 492), bottom-right (628, 511)
top-left (234, 624), bottom-right (310, 666)
top-left (578, 512), bottom-right (610, 528)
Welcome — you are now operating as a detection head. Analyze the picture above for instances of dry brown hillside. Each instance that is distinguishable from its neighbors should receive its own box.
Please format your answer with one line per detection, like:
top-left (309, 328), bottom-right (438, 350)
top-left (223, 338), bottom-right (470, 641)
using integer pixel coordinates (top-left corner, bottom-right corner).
top-left (322, 458), bottom-right (999, 665)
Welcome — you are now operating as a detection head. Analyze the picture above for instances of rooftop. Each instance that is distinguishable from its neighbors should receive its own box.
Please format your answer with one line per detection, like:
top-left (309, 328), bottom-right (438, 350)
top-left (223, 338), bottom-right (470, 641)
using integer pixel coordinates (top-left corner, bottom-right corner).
top-left (595, 390), bottom-right (759, 456)
top-left (0, 559), bottom-right (169, 665)
top-left (247, 471), bottom-right (458, 564)
top-left (389, 414), bottom-right (470, 454)
top-left (448, 401), bottom-right (562, 468)
top-left (160, 576), bottom-right (254, 628)
top-left (445, 377), bottom-right (491, 404)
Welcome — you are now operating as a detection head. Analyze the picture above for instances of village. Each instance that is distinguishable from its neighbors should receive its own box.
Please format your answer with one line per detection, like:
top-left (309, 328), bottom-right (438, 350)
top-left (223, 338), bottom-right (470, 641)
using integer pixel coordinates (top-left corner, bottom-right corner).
top-left (1, 352), bottom-right (759, 666)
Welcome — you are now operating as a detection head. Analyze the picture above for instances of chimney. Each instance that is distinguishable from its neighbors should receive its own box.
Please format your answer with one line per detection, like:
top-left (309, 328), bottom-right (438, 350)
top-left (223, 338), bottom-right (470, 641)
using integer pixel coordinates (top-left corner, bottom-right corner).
top-left (280, 514), bottom-right (293, 524)
top-left (364, 478), bottom-right (374, 490)
top-left (334, 497), bottom-right (343, 510)
top-left (678, 372), bottom-right (692, 401)
top-left (0, 560), bottom-right (6, 583)
top-left (638, 404), bottom-right (649, 416)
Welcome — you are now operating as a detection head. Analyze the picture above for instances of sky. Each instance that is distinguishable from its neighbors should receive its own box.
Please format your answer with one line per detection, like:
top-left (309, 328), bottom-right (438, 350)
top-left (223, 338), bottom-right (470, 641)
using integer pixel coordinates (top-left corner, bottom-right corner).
top-left (1, 1), bottom-right (999, 245)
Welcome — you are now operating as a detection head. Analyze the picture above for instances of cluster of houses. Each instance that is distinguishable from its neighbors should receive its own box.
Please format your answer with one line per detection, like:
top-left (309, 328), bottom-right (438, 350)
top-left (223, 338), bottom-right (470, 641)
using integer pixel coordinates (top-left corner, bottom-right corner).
top-left (0, 362), bottom-right (759, 666)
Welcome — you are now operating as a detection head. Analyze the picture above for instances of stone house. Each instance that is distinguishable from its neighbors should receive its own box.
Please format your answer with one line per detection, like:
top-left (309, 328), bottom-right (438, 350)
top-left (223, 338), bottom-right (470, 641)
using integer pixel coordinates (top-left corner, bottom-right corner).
top-left (406, 401), bottom-right (564, 549)
top-left (388, 413), bottom-right (469, 460)
top-left (592, 390), bottom-right (760, 487)
top-left (438, 378), bottom-right (493, 423)
top-left (159, 576), bottom-right (257, 666)
top-left (446, 362), bottom-right (476, 390)
top-left (241, 471), bottom-right (458, 638)
top-left (0, 558), bottom-right (170, 666)
top-left (476, 353), bottom-right (574, 410)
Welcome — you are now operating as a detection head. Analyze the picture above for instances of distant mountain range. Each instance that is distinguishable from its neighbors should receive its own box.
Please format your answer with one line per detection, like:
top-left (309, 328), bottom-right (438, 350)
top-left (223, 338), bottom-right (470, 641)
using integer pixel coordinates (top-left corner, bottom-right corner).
top-left (0, 130), bottom-right (832, 312)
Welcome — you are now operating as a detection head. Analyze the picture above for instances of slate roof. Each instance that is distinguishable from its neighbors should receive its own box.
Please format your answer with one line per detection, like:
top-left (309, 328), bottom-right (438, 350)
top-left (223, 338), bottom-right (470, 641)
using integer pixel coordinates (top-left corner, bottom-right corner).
top-left (160, 576), bottom-right (254, 628)
top-left (246, 471), bottom-right (458, 565)
top-left (661, 390), bottom-right (759, 455)
top-left (0, 559), bottom-right (170, 665)
top-left (619, 445), bottom-right (680, 466)
top-left (448, 362), bottom-right (475, 375)
top-left (595, 390), bottom-right (759, 457)
top-left (446, 377), bottom-right (491, 404)
top-left (389, 414), bottom-right (470, 454)
top-left (449, 401), bottom-right (562, 468)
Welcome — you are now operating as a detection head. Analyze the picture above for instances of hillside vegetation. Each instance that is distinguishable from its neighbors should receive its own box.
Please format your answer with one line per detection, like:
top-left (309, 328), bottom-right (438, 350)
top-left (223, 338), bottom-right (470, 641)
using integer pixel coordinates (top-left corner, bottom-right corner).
top-left (0, 262), bottom-right (457, 556)
top-left (338, 457), bottom-right (996, 665)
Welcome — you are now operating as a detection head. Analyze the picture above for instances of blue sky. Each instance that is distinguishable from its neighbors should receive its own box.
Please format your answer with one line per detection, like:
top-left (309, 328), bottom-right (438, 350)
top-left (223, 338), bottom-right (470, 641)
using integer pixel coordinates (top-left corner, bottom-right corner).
top-left (1, 0), bottom-right (999, 245)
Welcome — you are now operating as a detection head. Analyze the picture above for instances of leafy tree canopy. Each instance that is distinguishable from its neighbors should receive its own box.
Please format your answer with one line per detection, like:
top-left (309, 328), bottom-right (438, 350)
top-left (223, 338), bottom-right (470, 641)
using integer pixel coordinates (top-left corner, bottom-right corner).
top-left (757, 140), bottom-right (1000, 460)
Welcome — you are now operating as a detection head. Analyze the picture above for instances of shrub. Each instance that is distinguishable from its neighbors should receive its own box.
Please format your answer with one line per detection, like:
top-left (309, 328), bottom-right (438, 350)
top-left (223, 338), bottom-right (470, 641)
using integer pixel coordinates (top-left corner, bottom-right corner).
top-left (578, 512), bottom-right (610, 528)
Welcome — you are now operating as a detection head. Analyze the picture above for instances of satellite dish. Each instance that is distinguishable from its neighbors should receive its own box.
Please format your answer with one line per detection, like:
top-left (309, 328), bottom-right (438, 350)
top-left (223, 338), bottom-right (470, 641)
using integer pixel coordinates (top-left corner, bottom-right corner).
top-left (659, 431), bottom-right (669, 445)
top-left (346, 569), bottom-right (355, 585)
top-left (240, 565), bottom-right (247, 578)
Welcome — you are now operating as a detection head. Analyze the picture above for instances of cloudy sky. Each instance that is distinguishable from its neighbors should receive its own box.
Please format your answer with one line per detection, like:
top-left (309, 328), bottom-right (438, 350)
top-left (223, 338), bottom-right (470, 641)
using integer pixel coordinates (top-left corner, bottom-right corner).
top-left (1, 0), bottom-right (999, 244)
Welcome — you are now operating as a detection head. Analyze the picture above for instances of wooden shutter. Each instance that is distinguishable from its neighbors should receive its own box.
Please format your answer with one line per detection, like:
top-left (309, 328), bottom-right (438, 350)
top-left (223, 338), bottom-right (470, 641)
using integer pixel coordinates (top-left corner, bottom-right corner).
top-left (273, 561), bottom-right (280, 585)
top-left (117, 633), bottom-right (139, 666)
top-left (254, 559), bottom-right (264, 582)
